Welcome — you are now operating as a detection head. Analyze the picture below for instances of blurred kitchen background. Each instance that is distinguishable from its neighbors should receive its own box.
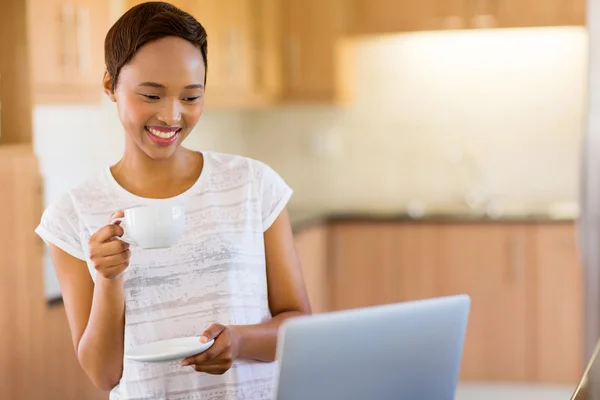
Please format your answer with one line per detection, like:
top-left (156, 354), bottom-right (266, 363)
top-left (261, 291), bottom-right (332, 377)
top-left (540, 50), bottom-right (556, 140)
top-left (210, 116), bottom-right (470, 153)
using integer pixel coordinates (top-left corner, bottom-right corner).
top-left (0, 0), bottom-right (596, 399)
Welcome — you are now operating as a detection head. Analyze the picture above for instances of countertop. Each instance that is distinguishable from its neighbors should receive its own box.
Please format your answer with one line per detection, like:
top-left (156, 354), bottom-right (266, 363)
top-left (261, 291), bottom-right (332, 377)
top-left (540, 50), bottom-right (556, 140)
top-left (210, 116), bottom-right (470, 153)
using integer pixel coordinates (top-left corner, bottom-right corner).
top-left (289, 205), bottom-right (579, 233)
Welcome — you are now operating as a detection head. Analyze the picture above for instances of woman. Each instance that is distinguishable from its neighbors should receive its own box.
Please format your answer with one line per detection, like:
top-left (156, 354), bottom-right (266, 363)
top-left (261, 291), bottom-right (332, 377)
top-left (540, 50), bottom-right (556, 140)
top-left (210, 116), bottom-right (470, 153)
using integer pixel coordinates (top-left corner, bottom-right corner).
top-left (35, 2), bottom-right (311, 399)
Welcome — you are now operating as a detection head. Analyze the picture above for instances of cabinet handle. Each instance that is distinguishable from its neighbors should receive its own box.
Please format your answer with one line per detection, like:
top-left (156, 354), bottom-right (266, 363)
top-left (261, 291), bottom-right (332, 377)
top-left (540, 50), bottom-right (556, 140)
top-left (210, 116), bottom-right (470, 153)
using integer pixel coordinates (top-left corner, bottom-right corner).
top-left (508, 233), bottom-right (526, 283)
top-left (76, 4), bottom-right (92, 73)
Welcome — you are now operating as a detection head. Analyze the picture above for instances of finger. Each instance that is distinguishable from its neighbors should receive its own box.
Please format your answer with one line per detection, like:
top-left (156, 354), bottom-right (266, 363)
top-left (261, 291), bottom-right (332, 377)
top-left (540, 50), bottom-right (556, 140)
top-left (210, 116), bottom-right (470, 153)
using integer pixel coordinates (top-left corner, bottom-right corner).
top-left (93, 239), bottom-right (129, 258)
top-left (109, 210), bottom-right (125, 223)
top-left (196, 348), bottom-right (231, 367)
top-left (192, 364), bottom-right (229, 375)
top-left (95, 249), bottom-right (130, 269)
top-left (90, 224), bottom-right (125, 244)
top-left (101, 262), bottom-right (130, 278)
top-left (201, 323), bottom-right (226, 343)
top-left (182, 342), bottom-right (224, 366)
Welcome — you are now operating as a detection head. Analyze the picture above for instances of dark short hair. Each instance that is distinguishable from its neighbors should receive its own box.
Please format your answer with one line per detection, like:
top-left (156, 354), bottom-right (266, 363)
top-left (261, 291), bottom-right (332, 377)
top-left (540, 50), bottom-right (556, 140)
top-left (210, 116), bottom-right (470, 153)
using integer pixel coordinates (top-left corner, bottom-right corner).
top-left (104, 1), bottom-right (208, 92)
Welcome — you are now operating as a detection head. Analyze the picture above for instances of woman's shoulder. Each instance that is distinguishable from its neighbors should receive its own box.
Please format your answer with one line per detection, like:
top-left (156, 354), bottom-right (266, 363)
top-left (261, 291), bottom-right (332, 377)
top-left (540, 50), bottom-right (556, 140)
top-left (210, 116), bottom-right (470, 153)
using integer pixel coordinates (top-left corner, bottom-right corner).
top-left (203, 151), bottom-right (278, 181)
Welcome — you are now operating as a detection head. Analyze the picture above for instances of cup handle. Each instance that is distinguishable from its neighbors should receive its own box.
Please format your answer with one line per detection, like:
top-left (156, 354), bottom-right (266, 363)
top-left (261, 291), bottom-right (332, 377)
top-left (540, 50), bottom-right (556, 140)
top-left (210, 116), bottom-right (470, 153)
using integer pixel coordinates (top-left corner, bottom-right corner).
top-left (110, 217), bottom-right (134, 245)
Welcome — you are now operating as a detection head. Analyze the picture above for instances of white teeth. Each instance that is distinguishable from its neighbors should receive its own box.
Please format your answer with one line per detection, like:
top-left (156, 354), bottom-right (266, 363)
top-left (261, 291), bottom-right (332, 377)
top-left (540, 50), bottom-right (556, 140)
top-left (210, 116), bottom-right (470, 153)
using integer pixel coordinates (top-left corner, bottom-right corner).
top-left (147, 127), bottom-right (178, 139)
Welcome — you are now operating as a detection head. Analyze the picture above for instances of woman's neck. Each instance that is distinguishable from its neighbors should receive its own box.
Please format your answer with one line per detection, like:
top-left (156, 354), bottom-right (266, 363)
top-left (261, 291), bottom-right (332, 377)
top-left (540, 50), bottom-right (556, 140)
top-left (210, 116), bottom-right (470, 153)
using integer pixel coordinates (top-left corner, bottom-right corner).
top-left (111, 145), bottom-right (204, 199)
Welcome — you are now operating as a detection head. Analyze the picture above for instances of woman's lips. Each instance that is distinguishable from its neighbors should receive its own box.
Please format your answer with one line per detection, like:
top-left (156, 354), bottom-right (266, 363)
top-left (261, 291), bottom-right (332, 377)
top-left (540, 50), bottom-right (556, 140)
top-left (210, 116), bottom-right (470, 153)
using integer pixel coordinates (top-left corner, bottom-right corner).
top-left (145, 126), bottom-right (181, 146)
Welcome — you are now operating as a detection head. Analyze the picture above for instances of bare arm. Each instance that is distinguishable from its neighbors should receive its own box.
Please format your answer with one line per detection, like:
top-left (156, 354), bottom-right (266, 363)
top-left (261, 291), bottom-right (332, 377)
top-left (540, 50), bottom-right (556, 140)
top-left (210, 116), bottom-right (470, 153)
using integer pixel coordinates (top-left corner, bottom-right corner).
top-left (49, 217), bottom-right (130, 391)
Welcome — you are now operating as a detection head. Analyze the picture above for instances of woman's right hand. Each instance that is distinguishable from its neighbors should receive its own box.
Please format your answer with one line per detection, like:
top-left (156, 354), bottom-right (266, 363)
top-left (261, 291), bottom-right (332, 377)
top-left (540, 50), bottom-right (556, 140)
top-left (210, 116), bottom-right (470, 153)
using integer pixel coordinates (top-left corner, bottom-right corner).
top-left (88, 211), bottom-right (131, 280)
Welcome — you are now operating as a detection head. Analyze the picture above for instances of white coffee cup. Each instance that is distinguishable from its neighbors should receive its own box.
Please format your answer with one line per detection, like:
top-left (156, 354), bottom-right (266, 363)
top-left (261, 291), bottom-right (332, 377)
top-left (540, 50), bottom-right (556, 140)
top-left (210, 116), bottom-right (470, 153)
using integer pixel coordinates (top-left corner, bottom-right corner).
top-left (110, 204), bottom-right (186, 249)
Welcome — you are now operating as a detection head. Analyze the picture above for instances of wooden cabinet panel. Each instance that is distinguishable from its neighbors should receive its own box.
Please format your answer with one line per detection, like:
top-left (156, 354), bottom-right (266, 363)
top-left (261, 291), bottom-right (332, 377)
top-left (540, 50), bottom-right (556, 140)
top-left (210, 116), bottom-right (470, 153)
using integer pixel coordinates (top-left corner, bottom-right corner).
top-left (0, 0), bottom-right (33, 144)
top-left (28, 0), bottom-right (111, 104)
top-left (0, 146), bottom-right (45, 399)
top-left (198, 0), bottom-right (281, 107)
top-left (436, 224), bottom-right (535, 381)
top-left (280, 0), bottom-right (349, 102)
top-left (128, 0), bottom-right (281, 107)
top-left (330, 222), bottom-right (395, 310)
top-left (0, 146), bottom-right (106, 399)
top-left (534, 224), bottom-right (583, 383)
top-left (387, 223), bottom-right (439, 302)
top-left (329, 222), bottom-right (438, 310)
top-left (43, 305), bottom-right (108, 399)
top-left (294, 224), bottom-right (330, 313)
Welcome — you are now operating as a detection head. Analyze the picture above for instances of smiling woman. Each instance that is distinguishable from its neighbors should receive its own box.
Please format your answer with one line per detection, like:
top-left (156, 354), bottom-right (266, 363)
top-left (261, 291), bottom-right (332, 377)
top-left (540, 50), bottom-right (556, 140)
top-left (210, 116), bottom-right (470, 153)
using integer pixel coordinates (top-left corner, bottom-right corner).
top-left (33, 2), bottom-right (311, 400)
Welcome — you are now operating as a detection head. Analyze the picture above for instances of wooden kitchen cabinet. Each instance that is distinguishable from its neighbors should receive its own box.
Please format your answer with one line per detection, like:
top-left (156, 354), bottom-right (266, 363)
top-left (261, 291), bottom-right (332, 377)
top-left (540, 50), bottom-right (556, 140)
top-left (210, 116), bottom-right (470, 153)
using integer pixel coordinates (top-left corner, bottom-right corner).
top-left (0, 146), bottom-right (44, 399)
top-left (0, 146), bottom-right (106, 399)
top-left (126, 0), bottom-right (281, 108)
top-left (534, 224), bottom-right (583, 383)
top-left (329, 222), bottom-right (396, 310)
top-left (436, 224), bottom-right (536, 381)
top-left (435, 222), bottom-right (583, 383)
top-left (279, 0), bottom-right (351, 103)
top-left (125, 0), bottom-right (351, 105)
top-left (315, 220), bottom-right (583, 383)
top-left (183, 0), bottom-right (279, 107)
top-left (329, 222), bottom-right (438, 311)
top-left (348, 0), bottom-right (585, 36)
top-left (27, 0), bottom-right (111, 104)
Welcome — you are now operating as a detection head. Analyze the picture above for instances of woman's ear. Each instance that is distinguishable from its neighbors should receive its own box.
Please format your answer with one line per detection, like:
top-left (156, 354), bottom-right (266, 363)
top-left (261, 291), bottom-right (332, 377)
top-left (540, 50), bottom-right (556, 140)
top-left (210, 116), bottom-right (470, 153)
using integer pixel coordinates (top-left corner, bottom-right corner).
top-left (103, 71), bottom-right (116, 102)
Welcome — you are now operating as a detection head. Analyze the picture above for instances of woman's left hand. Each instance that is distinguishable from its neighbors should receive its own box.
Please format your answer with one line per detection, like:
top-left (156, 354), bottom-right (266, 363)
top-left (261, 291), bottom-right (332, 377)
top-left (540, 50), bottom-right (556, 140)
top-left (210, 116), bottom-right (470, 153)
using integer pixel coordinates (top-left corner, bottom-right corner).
top-left (181, 324), bottom-right (242, 374)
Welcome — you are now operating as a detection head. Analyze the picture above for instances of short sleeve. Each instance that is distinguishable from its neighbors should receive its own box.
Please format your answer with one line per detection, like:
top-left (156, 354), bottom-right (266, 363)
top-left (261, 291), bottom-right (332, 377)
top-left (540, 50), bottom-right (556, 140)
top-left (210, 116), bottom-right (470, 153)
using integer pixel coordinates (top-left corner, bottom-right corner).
top-left (251, 159), bottom-right (293, 231)
top-left (35, 194), bottom-right (85, 261)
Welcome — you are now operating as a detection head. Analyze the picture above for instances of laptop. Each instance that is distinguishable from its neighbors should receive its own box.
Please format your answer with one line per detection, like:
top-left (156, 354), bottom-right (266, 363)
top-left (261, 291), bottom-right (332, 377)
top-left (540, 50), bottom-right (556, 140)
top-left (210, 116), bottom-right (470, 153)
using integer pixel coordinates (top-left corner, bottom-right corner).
top-left (274, 294), bottom-right (470, 400)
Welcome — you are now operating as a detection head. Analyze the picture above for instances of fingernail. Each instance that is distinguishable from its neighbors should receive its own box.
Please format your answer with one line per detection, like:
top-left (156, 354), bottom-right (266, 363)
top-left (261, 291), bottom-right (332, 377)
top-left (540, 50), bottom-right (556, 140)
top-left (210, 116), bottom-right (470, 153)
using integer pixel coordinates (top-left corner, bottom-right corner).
top-left (181, 361), bottom-right (190, 366)
top-left (200, 336), bottom-right (208, 343)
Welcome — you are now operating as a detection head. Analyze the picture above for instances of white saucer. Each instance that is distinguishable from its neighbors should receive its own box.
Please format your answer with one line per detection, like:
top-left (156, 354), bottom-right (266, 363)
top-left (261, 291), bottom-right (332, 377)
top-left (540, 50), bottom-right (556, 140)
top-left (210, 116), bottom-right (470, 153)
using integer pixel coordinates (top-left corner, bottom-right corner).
top-left (125, 336), bottom-right (215, 363)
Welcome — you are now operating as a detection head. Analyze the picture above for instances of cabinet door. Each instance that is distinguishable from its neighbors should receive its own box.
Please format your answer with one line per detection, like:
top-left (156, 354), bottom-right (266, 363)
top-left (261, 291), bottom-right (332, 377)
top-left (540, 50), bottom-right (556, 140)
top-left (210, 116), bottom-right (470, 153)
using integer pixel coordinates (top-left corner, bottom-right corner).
top-left (74, 0), bottom-right (110, 92)
top-left (173, 0), bottom-right (277, 107)
top-left (294, 224), bottom-right (330, 313)
top-left (330, 222), bottom-right (396, 310)
top-left (534, 224), bottom-right (583, 383)
top-left (29, 0), bottom-right (110, 103)
top-left (280, 0), bottom-right (348, 102)
top-left (436, 224), bottom-right (535, 381)
top-left (387, 223), bottom-right (439, 302)
top-left (203, 0), bottom-right (276, 107)
top-left (28, 0), bottom-right (70, 94)
top-left (350, 0), bottom-right (469, 34)
top-left (329, 222), bottom-right (438, 310)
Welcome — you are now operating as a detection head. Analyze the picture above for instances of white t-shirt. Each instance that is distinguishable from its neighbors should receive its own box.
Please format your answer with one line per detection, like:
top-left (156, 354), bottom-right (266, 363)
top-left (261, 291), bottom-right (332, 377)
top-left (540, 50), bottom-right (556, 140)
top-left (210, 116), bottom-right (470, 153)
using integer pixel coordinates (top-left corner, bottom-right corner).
top-left (35, 151), bottom-right (293, 400)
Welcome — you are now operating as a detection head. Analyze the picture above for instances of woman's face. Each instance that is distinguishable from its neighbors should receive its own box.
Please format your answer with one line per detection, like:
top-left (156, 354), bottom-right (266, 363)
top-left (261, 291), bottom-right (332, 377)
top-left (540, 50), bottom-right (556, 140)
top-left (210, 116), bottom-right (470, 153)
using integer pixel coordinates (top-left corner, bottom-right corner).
top-left (105, 36), bottom-right (206, 160)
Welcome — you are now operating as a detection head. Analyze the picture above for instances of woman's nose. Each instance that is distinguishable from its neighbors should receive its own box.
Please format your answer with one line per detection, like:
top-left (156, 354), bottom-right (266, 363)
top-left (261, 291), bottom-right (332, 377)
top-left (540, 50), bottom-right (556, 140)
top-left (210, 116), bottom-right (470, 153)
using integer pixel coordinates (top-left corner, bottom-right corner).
top-left (157, 99), bottom-right (183, 125)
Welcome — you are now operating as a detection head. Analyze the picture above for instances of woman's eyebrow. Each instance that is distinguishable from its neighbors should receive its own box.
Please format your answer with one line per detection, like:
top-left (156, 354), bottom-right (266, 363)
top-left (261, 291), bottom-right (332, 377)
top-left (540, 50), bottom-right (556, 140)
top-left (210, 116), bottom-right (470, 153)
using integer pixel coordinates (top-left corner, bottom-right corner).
top-left (137, 82), bottom-right (204, 89)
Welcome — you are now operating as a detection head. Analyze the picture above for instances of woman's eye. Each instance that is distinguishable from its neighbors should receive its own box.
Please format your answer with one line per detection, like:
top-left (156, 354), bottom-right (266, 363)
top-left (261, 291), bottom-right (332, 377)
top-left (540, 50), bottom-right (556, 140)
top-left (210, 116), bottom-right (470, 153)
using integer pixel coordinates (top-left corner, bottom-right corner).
top-left (142, 94), bottom-right (160, 100)
top-left (183, 96), bottom-right (201, 102)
